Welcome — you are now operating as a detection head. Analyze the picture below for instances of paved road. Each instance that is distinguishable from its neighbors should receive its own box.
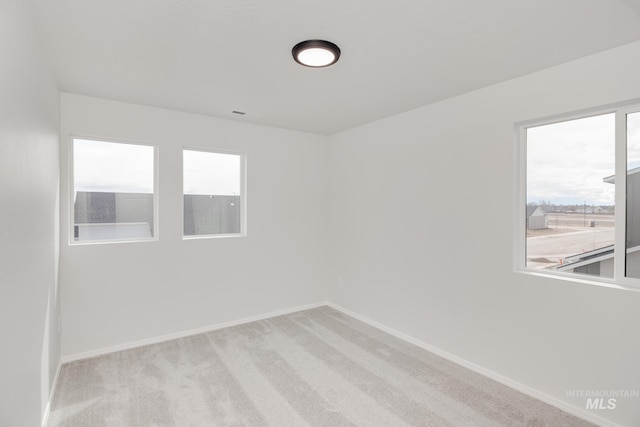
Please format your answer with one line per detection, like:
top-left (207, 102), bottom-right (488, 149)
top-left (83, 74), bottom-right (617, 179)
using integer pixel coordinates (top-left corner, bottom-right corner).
top-left (526, 228), bottom-right (614, 266)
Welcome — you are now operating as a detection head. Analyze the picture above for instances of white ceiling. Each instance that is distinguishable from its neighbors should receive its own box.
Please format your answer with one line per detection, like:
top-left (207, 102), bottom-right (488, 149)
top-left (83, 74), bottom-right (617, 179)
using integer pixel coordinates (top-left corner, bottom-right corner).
top-left (26, 0), bottom-right (640, 135)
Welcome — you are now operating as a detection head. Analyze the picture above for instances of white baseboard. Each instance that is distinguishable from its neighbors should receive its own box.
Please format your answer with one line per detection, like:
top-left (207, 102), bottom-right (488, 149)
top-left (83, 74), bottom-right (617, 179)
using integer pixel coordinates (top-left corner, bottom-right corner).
top-left (42, 360), bottom-right (62, 427)
top-left (61, 301), bottom-right (327, 364)
top-left (326, 302), bottom-right (619, 427)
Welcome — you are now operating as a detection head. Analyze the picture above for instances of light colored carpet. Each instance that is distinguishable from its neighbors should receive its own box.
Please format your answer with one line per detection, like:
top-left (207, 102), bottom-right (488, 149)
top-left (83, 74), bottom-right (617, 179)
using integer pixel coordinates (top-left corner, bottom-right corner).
top-left (48, 306), bottom-right (595, 426)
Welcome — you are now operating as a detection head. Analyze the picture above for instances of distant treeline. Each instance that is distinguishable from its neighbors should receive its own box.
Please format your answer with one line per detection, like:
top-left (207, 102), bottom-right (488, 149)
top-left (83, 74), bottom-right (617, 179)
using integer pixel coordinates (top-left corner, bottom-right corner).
top-left (527, 201), bottom-right (614, 214)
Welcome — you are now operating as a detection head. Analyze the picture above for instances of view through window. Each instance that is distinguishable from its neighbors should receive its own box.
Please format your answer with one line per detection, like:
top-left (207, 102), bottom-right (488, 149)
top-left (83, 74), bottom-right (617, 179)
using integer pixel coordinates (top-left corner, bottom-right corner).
top-left (525, 114), bottom-right (615, 278)
top-left (72, 138), bottom-right (155, 243)
top-left (183, 149), bottom-right (243, 237)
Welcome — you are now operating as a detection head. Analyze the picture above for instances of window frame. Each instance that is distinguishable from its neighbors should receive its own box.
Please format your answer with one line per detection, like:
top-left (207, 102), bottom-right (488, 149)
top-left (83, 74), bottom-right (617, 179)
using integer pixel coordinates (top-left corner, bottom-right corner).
top-left (515, 100), bottom-right (640, 292)
top-left (68, 135), bottom-right (159, 245)
top-left (181, 146), bottom-right (247, 240)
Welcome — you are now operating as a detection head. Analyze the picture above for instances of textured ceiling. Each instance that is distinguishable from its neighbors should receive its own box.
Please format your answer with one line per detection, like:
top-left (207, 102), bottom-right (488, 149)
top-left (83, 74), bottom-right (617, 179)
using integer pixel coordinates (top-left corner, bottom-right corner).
top-left (26, 0), bottom-right (640, 134)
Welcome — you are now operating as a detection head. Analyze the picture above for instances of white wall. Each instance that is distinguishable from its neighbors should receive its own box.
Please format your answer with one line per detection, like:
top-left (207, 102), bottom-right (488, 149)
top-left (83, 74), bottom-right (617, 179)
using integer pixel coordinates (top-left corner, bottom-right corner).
top-left (0, 0), bottom-right (60, 425)
top-left (59, 94), bottom-right (329, 357)
top-left (328, 41), bottom-right (640, 426)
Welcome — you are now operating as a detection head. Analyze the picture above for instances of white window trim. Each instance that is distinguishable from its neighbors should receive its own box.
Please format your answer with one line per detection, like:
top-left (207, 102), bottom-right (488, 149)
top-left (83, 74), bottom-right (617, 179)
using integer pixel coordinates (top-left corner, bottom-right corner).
top-left (514, 100), bottom-right (640, 292)
top-left (181, 146), bottom-right (247, 240)
top-left (68, 134), bottom-right (159, 245)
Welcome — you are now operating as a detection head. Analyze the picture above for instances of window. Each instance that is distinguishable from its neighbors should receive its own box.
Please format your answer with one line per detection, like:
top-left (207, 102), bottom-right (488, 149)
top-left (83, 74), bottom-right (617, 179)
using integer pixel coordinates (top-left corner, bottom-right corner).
top-left (183, 149), bottom-right (244, 238)
top-left (518, 102), bottom-right (640, 288)
top-left (625, 111), bottom-right (640, 279)
top-left (72, 138), bottom-right (156, 243)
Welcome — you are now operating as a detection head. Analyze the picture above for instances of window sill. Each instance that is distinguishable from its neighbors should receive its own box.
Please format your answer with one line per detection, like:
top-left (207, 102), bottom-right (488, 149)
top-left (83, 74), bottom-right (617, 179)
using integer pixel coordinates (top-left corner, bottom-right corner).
top-left (182, 233), bottom-right (245, 241)
top-left (516, 268), bottom-right (640, 293)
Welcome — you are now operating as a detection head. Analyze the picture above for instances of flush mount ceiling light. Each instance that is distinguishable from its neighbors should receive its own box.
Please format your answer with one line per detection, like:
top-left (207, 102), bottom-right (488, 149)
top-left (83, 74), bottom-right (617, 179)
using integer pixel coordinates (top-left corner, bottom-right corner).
top-left (292, 40), bottom-right (341, 68)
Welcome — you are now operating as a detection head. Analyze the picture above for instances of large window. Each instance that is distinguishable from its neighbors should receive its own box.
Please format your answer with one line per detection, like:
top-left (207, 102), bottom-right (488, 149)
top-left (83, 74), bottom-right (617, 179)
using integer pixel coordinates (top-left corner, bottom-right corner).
top-left (72, 138), bottom-right (156, 244)
top-left (519, 102), bottom-right (640, 288)
top-left (183, 149), bottom-right (244, 238)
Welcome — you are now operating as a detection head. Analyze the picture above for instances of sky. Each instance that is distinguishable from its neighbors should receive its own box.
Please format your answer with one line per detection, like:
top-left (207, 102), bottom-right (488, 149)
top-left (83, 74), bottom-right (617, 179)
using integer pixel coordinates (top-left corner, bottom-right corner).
top-left (183, 149), bottom-right (240, 195)
top-left (74, 139), bottom-right (154, 193)
top-left (73, 139), bottom-right (240, 195)
top-left (527, 112), bottom-right (640, 206)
